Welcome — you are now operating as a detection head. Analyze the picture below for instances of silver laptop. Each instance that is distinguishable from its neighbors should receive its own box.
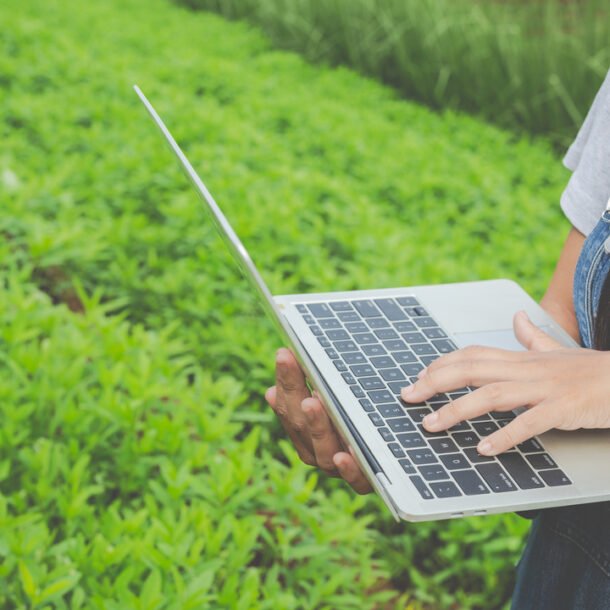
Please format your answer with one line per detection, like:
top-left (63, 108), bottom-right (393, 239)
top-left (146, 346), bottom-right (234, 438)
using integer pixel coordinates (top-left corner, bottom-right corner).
top-left (135, 85), bottom-right (610, 522)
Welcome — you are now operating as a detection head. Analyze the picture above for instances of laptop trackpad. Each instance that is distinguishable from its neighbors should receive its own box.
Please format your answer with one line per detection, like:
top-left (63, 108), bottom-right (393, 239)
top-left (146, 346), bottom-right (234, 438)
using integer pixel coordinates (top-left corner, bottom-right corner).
top-left (452, 328), bottom-right (538, 351)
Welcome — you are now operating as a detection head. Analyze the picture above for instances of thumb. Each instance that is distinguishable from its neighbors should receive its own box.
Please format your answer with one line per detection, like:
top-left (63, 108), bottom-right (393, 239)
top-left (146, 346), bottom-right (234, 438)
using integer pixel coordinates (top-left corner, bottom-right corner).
top-left (513, 310), bottom-right (561, 352)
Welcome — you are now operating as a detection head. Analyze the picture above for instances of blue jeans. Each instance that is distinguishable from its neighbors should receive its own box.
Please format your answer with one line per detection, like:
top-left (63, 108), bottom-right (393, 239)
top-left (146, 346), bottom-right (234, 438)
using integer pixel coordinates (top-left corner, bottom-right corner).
top-left (511, 210), bottom-right (610, 609)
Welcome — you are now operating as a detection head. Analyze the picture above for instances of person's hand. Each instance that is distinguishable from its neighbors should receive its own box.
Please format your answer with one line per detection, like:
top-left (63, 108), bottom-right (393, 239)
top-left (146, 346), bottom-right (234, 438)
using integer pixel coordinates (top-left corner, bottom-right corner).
top-left (401, 310), bottom-right (610, 456)
top-left (265, 348), bottom-right (372, 494)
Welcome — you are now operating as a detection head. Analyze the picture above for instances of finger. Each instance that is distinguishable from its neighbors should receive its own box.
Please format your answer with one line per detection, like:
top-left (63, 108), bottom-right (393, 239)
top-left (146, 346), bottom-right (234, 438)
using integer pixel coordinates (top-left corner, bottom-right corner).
top-left (274, 348), bottom-right (313, 447)
top-left (402, 358), bottom-right (529, 403)
top-left (422, 381), bottom-right (541, 432)
top-left (333, 452), bottom-right (373, 494)
top-left (302, 397), bottom-right (343, 473)
top-left (514, 310), bottom-right (562, 352)
top-left (267, 387), bottom-right (317, 465)
top-left (420, 344), bottom-right (526, 380)
top-left (477, 401), bottom-right (558, 455)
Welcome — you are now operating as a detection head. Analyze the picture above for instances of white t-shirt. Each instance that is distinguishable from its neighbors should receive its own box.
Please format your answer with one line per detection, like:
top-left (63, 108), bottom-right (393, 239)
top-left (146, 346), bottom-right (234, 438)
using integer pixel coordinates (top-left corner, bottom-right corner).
top-left (561, 69), bottom-right (610, 236)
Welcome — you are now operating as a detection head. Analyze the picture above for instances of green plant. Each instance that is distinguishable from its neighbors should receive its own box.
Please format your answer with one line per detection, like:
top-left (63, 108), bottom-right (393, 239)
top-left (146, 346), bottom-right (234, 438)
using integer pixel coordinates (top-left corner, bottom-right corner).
top-left (1, 0), bottom-right (572, 606)
top-left (176, 0), bottom-right (610, 149)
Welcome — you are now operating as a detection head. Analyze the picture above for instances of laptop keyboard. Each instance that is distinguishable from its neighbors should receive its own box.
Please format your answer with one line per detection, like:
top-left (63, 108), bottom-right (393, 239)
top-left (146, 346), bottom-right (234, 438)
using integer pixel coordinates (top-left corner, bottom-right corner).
top-left (296, 296), bottom-right (572, 500)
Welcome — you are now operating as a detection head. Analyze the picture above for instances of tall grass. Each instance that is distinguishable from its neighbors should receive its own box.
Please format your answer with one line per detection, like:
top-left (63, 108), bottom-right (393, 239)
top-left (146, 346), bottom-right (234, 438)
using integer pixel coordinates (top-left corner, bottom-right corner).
top-left (178, 0), bottom-right (610, 148)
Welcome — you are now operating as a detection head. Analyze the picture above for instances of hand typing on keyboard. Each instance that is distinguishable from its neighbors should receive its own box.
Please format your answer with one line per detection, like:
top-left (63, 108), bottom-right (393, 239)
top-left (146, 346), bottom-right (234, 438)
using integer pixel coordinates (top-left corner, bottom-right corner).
top-left (402, 310), bottom-right (610, 457)
top-left (265, 347), bottom-right (373, 494)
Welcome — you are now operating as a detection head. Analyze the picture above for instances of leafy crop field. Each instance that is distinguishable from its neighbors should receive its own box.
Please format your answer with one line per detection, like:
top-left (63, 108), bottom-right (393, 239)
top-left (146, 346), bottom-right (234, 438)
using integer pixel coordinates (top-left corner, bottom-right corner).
top-left (1, 0), bottom-right (573, 607)
top-left (179, 0), bottom-right (610, 149)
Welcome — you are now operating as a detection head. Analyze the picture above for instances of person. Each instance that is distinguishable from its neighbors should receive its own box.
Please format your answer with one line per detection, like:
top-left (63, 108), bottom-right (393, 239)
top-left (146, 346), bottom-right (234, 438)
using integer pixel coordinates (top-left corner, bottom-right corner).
top-left (265, 69), bottom-right (610, 609)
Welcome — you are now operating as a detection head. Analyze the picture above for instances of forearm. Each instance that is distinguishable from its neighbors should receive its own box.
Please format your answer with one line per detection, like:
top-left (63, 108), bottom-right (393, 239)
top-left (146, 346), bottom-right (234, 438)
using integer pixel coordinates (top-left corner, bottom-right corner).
top-left (539, 226), bottom-right (585, 343)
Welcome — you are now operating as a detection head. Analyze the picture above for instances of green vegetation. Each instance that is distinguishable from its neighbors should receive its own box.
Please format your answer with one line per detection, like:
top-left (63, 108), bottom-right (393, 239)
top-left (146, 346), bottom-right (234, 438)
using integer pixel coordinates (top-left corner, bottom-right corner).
top-left (2, 0), bottom-right (572, 607)
top-left (178, 0), bottom-right (610, 148)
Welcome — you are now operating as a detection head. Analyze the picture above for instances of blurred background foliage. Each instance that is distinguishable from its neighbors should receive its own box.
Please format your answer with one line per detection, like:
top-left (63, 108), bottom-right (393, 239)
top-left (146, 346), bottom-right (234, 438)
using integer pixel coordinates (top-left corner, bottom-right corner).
top-left (178, 0), bottom-right (610, 149)
top-left (0, 0), bottom-right (597, 607)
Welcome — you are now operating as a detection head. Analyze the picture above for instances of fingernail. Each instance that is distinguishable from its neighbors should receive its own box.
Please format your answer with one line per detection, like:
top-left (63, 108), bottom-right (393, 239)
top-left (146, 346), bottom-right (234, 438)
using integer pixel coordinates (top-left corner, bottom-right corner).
top-left (478, 440), bottom-right (493, 455)
top-left (423, 412), bottom-right (438, 428)
top-left (401, 384), bottom-right (415, 397)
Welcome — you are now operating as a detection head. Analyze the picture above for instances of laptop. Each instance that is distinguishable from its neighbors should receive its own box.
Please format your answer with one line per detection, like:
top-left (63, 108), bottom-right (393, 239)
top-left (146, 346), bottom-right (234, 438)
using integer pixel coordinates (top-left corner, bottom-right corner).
top-left (135, 85), bottom-right (610, 522)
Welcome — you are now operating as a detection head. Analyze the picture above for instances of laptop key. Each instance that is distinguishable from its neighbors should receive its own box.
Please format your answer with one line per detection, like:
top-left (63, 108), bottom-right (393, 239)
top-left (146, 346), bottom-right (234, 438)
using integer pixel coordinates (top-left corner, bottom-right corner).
top-left (374, 298), bottom-right (407, 321)
top-left (383, 339), bottom-right (409, 352)
top-left (310, 325), bottom-right (323, 336)
top-left (398, 458), bottom-right (416, 475)
top-left (388, 443), bottom-right (406, 458)
top-left (307, 303), bottom-right (334, 318)
top-left (410, 476), bottom-right (434, 500)
top-left (327, 328), bottom-right (350, 341)
top-left (407, 448), bottom-right (438, 464)
top-left (353, 333), bottom-right (378, 345)
top-left (353, 300), bottom-right (382, 318)
top-left (317, 337), bottom-right (331, 348)
top-left (393, 321), bottom-right (417, 332)
top-left (388, 381), bottom-right (408, 395)
top-left (397, 296), bottom-right (419, 307)
top-left (319, 318), bottom-right (342, 330)
top-left (418, 424), bottom-right (449, 438)
top-left (341, 372), bottom-right (357, 385)
top-left (368, 389), bottom-right (394, 403)
top-left (448, 421), bottom-right (472, 432)
top-left (419, 464), bottom-right (450, 481)
top-left (334, 340), bottom-right (359, 352)
top-left (428, 438), bottom-right (459, 454)
top-left (333, 361), bottom-right (348, 373)
top-left (526, 453), bottom-right (557, 470)
top-left (388, 418), bottom-right (415, 433)
top-left (497, 453), bottom-right (544, 489)
top-left (452, 431), bottom-right (480, 447)
top-left (303, 314), bottom-right (316, 325)
top-left (344, 321), bottom-right (368, 334)
top-left (430, 481), bottom-right (461, 498)
top-left (337, 311), bottom-right (360, 322)
top-left (401, 332), bottom-right (426, 344)
top-left (343, 352), bottom-right (367, 365)
top-left (420, 355), bottom-right (440, 366)
top-left (472, 421), bottom-right (499, 436)
top-left (440, 453), bottom-right (470, 470)
top-left (396, 432), bottom-right (426, 449)
top-left (374, 328), bottom-right (399, 340)
top-left (359, 399), bottom-right (375, 412)
top-left (394, 351), bottom-right (418, 364)
top-left (413, 343), bottom-right (436, 356)
top-left (407, 407), bottom-right (432, 423)
top-left (359, 376), bottom-right (386, 391)
top-left (380, 368), bottom-right (406, 382)
top-left (414, 317), bottom-right (438, 329)
top-left (296, 304), bottom-right (308, 313)
top-left (452, 470), bottom-right (490, 495)
top-left (368, 413), bottom-right (384, 427)
top-left (350, 386), bottom-right (366, 399)
top-left (362, 344), bottom-right (387, 357)
top-left (490, 410), bottom-right (516, 421)
top-left (350, 364), bottom-right (375, 377)
top-left (540, 470), bottom-right (572, 486)
top-left (325, 348), bottom-right (340, 360)
top-left (475, 463), bottom-right (517, 492)
top-left (423, 327), bottom-right (447, 339)
top-left (432, 339), bottom-right (457, 353)
top-left (367, 317), bottom-right (391, 329)
top-left (369, 356), bottom-right (395, 369)
top-left (518, 438), bottom-right (544, 453)
top-left (378, 427), bottom-right (394, 442)
top-left (401, 362), bottom-right (424, 376)
top-left (329, 301), bottom-right (353, 312)
top-left (378, 404), bottom-right (404, 419)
